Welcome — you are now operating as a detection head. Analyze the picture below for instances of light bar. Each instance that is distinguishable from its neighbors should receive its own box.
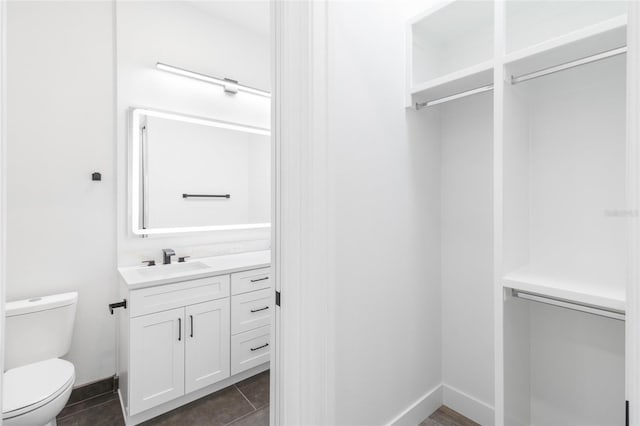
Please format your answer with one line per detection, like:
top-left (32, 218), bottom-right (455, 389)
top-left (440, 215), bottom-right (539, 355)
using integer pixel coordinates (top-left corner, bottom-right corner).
top-left (135, 108), bottom-right (270, 136)
top-left (156, 62), bottom-right (271, 98)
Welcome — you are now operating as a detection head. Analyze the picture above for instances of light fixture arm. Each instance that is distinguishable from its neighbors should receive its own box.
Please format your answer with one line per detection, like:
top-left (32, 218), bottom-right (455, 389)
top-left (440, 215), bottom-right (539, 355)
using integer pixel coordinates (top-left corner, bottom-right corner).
top-left (156, 62), bottom-right (271, 98)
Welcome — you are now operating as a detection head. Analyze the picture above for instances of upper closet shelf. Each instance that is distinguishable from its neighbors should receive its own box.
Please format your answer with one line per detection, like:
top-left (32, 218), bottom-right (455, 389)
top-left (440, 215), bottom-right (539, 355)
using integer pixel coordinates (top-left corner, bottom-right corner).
top-left (407, 0), bottom-right (494, 107)
top-left (504, 14), bottom-right (627, 82)
top-left (503, 268), bottom-right (625, 315)
top-left (410, 61), bottom-right (494, 108)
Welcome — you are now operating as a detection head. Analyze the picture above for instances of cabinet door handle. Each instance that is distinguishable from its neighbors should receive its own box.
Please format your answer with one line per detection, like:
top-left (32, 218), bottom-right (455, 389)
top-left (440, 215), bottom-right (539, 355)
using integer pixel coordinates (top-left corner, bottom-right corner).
top-left (250, 342), bottom-right (269, 352)
top-left (178, 318), bottom-right (182, 341)
top-left (190, 315), bottom-right (194, 338)
top-left (250, 306), bottom-right (270, 313)
top-left (250, 276), bottom-right (269, 283)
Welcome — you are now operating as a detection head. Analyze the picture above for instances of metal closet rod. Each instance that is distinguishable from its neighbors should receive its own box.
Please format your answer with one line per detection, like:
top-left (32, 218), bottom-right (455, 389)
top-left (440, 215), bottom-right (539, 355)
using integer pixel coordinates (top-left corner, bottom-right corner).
top-left (415, 84), bottom-right (494, 109)
top-left (415, 45), bottom-right (626, 109)
top-left (510, 45), bottom-right (627, 85)
top-left (511, 289), bottom-right (625, 321)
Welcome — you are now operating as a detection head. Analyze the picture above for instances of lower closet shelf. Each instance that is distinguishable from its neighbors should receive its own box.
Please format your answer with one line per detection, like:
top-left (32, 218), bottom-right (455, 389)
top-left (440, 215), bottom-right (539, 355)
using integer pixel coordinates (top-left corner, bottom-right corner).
top-left (503, 269), bottom-right (625, 317)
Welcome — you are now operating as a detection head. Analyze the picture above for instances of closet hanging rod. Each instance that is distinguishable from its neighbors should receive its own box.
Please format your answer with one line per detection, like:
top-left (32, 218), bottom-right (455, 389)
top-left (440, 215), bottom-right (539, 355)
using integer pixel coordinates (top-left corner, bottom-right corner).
top-left (510, 46), bottom-right (627, 85)
top-left (511, 289), bottom-right (625, 321)
top-left (416, 84), bottom-right (494, 110)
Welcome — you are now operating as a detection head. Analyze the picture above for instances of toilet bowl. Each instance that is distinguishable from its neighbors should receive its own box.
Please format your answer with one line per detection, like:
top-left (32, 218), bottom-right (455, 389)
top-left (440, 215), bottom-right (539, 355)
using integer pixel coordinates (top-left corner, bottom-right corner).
top-left (2, 293), bottom-right (78, 426)
top-left (3, 359), bottom-right (75, 426)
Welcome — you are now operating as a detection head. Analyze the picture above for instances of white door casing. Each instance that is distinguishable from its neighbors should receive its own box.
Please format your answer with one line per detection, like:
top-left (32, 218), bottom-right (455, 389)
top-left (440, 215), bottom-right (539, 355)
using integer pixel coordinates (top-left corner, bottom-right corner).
top-left (627, 2), bottom-right (640, 425)
top-left (271, 0), bottom-right (333, 424)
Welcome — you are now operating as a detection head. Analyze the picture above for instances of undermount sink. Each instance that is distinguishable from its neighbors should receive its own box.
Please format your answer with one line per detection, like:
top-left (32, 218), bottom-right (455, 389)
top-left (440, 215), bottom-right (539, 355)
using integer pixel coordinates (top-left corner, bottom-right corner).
top-left (136, 261), bottom-right (209, 277)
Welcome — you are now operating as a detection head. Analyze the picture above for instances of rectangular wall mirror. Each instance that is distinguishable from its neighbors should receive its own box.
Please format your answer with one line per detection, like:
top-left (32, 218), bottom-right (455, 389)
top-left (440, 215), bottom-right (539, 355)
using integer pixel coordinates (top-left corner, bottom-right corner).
top-left (130, 108), bottom-right (271, 235)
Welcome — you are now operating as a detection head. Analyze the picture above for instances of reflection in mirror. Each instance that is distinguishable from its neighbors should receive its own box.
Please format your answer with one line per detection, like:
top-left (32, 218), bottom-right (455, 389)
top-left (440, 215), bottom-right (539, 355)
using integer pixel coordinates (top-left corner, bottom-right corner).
top-left (131, 109), bottom-right (270, 235)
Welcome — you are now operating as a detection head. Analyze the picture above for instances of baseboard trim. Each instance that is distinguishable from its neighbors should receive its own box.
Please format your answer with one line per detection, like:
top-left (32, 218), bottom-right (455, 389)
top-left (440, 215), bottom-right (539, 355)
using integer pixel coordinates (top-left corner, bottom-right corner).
top-left (442, 383), bottom-right (494, 426)
top-left (386, 384), bottom-right (443, 426)
top-left (66, 375), bottom-right (117, 406)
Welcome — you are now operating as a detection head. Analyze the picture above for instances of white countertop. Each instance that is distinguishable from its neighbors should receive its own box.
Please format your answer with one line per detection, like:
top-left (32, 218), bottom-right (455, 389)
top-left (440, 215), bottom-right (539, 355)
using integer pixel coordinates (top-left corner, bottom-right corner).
top-left (119, 250), bottom-right (271, 289)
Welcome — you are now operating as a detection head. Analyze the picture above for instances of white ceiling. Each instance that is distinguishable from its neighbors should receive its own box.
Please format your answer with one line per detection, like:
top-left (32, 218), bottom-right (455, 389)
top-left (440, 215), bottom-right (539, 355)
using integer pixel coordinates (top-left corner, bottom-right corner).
top-left (186, 1), bottom-right (270, 37)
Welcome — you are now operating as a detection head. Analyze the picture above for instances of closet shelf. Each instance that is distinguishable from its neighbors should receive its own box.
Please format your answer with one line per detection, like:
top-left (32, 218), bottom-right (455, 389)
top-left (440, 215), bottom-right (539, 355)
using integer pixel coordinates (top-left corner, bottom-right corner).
top-left (410, 60), bottom-right (494, 107)
top-left (504, 14), bottom-right (627, 80)
top-left (503, 268), bottom-right (625, 313)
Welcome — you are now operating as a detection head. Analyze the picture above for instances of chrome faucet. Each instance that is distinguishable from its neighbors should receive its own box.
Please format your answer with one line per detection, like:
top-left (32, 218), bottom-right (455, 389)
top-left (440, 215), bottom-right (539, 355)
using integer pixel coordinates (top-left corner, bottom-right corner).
top-left (162, 248), bottom-right (176, 265)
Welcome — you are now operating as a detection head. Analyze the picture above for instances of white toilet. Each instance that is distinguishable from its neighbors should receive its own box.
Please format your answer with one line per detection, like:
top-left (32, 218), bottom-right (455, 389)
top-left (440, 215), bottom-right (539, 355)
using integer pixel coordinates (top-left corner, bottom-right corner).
top-left (2, 292), bottom-right (78, 426)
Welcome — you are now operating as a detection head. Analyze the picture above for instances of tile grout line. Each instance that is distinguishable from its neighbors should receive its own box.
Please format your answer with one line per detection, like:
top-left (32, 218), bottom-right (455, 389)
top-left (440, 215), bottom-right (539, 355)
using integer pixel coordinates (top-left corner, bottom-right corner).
top-left (234, 384), bottom-right (257, 411)
top-left (222, 403), bottom-right (267, 426)
top-left (57, 395), bottom-right (119, 421)
top-left (65, 391), bottom-right (114, 408)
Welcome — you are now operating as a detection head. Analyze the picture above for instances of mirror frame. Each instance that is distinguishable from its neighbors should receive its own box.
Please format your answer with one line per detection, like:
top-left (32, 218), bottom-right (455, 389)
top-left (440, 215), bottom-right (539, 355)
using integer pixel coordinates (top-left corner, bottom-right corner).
top-left (129, 107), bottom-right (271, 236)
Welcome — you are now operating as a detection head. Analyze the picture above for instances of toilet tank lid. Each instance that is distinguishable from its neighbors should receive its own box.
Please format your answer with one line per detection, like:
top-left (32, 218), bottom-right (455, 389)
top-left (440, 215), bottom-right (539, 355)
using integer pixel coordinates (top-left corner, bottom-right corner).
top-left (6, 292), bottom-right (78, 317)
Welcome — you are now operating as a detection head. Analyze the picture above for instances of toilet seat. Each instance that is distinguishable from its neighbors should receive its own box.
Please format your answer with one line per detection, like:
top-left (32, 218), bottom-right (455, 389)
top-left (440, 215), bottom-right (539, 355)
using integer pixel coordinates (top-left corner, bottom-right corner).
top-left (2, 358), bottom-right (75, 420)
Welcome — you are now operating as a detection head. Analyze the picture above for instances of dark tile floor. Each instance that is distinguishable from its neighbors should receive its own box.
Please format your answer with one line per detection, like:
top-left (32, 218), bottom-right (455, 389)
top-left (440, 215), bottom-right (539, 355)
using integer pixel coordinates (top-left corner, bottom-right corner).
top-left (56, 371), bottom-right (475, 426)
top-left (420, 406), bottom-right (480, 426)
top-left (57, 370), bottom-right (270, 426)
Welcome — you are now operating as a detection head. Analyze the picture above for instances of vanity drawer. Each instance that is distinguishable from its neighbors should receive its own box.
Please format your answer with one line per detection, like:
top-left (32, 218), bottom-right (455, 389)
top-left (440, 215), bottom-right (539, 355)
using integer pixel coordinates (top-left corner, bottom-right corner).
top-left (231, 267), bottom-right (271, 295)
top-left (231, 325), bottom-right (271, 375)
top-left (231, 288), bottom-right (272, 335)
top-left (130, 275), bottom-right (230, 317)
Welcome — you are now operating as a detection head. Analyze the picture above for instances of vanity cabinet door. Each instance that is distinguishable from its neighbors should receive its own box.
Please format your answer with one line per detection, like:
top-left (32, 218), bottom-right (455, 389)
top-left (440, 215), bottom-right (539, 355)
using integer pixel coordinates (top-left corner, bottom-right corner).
top-left (185, 299), bottom-right (231, 394)
top-left (130, 307), bottom-right (185, 415)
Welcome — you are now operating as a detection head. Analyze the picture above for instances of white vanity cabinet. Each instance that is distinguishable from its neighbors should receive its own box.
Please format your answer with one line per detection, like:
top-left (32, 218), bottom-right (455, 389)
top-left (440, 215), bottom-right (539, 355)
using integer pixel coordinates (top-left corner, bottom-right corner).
top-left (117, 251), bottom-right (272, 425)
top-left (127, 280), bottom-right (231, 416)
top-left (129, 300), bottom-right (231, 413)
top-left (230, 268), bottom-right (273, 374)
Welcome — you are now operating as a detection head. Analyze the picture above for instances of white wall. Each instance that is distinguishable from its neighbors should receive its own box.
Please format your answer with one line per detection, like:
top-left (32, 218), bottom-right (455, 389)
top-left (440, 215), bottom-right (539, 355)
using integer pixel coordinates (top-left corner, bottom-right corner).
top-left (6, 1), bottom-right (117, 385)
top-left (327, 1), bottom-right (443, 424)
top-left (116, 1), bottom-right (271, 266)
top-left (440, 93), bottom-right (494, 415)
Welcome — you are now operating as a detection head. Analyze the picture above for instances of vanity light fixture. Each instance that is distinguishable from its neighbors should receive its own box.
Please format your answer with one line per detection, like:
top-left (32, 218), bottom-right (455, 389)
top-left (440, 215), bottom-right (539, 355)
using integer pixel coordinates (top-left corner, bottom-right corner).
top-left (156, 62), bottom-right (271, 98)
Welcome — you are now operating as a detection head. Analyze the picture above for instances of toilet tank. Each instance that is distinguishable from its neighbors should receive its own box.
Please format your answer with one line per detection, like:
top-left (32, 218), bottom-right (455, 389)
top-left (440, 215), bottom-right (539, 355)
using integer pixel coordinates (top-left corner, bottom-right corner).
top-left (4, 292), bottom-right (78, 371)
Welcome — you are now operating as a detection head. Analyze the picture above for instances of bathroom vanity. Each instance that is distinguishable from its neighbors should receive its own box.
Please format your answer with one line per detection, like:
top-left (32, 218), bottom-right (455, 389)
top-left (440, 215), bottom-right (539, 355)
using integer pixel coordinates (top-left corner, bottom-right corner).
top-left (116, 250), bottom-right (271, 425)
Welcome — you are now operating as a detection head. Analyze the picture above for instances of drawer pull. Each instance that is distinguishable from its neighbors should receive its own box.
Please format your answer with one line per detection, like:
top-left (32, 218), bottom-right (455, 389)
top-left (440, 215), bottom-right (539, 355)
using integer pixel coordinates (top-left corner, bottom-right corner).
top-left (250, 277), bottom-right (269, 283)
top-left (250, 342), bottom-right (269, 352)
top-left (250, 306), bottom-right (270, 313)
top-left (178, 318), bottom-right (182, 341)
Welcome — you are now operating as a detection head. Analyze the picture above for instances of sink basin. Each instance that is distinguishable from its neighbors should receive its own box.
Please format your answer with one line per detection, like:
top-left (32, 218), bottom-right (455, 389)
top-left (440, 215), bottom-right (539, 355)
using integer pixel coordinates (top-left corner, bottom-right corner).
top-left (136, 261), bottom-right (209, 277)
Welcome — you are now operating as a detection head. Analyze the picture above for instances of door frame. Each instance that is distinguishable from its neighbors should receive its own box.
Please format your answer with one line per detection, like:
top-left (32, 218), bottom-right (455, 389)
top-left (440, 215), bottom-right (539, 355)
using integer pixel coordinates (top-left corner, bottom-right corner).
top-left (0, 0), bottom-right (6, 418)
top-left (628, 3), bottom-right (640, 426)
top-left (271, 1), bottom-right (334, 425)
